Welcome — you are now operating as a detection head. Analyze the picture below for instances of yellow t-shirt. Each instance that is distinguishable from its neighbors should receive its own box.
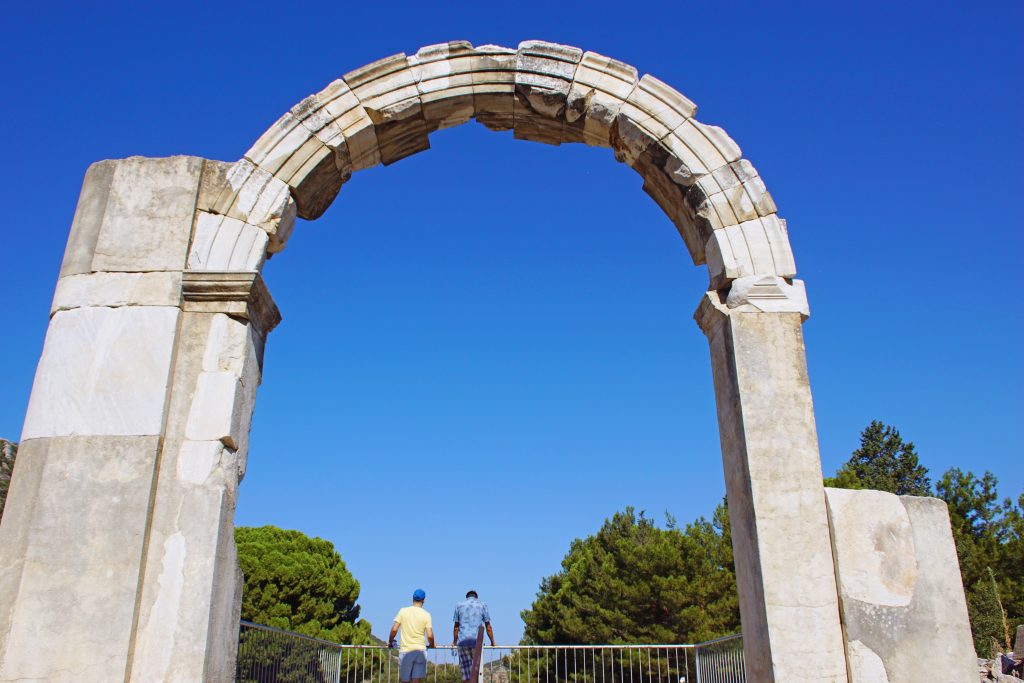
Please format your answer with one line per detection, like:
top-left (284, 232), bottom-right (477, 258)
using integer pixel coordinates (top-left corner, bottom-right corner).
top-left (393, 605), bottom-right (432, 653)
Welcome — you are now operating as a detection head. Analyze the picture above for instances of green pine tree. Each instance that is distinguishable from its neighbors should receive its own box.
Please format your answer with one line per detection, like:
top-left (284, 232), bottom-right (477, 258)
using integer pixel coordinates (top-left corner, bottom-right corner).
top-left (235, 525), bottom-right (373, 643)
top-left (937, 470), bottom-right (1024, 630)
top-left (968, 568), bottom-right (1007, 658)
top-left (825, 421), bottom-right (931, 495)
top-left (520, 505), bottom-right (738, 646)
top-left (235, 526), bottom-right (376, 683)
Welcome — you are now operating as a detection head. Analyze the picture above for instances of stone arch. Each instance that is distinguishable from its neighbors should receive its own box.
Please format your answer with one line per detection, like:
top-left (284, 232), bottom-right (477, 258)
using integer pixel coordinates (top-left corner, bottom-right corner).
top-left (9, 39), bottom-right (986, 683)
top-left (194, 41), bottom-right (796, 295)
top-left (185, 41), bottom-right (823, 682)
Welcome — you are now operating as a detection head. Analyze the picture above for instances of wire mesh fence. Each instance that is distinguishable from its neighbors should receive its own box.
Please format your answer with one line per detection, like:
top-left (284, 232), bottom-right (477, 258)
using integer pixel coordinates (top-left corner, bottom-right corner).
top-left (236, 622), bottom-right (744, 683)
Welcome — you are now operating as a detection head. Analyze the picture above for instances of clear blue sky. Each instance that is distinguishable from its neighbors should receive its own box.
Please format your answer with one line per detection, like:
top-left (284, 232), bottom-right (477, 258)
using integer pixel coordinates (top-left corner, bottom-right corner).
top-left (1, 1), bottom-right (1021, 644)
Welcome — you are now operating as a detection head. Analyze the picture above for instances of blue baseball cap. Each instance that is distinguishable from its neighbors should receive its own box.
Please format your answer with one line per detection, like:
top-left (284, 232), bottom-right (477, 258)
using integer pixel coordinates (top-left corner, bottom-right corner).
top-left (413, 588), bottom-right (426, 601)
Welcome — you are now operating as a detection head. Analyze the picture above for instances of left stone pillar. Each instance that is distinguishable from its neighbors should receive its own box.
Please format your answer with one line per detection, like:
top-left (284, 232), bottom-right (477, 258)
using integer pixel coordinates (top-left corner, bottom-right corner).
top-left (0, 156), bottom-right (285, 682)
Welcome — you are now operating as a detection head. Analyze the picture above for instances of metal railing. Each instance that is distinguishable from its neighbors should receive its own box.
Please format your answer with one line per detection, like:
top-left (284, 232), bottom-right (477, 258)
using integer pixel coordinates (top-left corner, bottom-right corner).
top-left (237, 621), bottom-right (744, 683)
top-left (692, 635), bottom-right (745, 683)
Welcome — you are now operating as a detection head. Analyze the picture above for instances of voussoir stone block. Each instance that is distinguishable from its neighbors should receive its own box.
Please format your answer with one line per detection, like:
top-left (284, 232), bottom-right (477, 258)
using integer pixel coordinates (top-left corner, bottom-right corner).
top-left (345, 53), bottom-right (430, 165)
top-left (512, 40), bottom-right (582, 145)
top-left (22, 306), bottom-right (180, 439)
top-left (706, 159), bottom-right (777, 219)
top-left (565, 51), bottom-right (638, 146)
top-left (197, 159), bottom-right (296, 252)
top-left (409, 41), bottom-right (478, 131)
top-left (618, 74), bottom-right (696, 144)
top-left (188, 211), bottom-right (269, 271)
top-left (244, 112), bottom-right (346, 220)
top-left (470, 45), bottom-right (518, 131)
top-left (705, 215), bottom-right (797, 287)
top-left (61, 156), bottom-right (203, 275)
top-left (660, 118), bottom-right (740, 180)
top-left (825, 488), bottom-right (978, 682)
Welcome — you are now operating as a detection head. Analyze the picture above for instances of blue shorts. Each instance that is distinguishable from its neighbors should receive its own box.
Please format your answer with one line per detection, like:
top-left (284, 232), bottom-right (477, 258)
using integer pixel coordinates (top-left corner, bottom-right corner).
top-left (400, 650), bottom-right (427, 682)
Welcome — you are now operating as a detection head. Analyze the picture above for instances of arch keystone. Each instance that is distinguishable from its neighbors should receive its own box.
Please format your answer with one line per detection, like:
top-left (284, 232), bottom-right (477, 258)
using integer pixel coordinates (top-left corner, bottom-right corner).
top-left (512, 40), bottom-right (583, 145)
top-left (468, 44), bottom-right (518, 131)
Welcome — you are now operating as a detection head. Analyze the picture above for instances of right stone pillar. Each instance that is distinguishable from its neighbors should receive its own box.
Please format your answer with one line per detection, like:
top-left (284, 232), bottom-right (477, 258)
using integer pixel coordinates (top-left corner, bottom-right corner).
top-left (696, 276), bottom-right (849, 683)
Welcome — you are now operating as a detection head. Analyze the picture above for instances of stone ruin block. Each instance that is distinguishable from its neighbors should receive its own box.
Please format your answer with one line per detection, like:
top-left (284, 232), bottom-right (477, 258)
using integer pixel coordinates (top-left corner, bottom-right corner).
top-left (825, 488), bottom-right (977, 682)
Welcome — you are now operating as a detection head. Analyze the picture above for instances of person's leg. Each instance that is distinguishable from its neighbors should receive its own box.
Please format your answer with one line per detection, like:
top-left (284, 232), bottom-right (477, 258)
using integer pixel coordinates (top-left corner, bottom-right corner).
top-left (399, 651), bottom-right (414, 683)
top-left (408, 650), bottom-right (427, 683)
top-left (459, 644), bottom-right (474, 682)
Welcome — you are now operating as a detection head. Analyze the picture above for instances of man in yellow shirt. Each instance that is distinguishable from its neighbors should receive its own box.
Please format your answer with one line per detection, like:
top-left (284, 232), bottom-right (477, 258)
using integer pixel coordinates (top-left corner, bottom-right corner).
top-left (389, 588), bottom-right (436, 683)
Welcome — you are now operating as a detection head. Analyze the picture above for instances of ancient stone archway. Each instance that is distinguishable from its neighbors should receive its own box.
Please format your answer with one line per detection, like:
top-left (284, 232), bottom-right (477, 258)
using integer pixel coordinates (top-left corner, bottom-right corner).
top-left (0, 41), bottom-right (976, 683)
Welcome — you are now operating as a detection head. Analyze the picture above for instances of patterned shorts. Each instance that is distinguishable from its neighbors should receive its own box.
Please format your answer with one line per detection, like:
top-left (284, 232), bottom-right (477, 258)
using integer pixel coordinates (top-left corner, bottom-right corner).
top-left (458, 641), bottom-right (477, 681)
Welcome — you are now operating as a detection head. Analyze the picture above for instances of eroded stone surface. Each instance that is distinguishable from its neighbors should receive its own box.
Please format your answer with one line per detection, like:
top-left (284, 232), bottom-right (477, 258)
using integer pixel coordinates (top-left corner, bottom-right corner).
top-left (0, 436), bottom-right (161, 683)
top-left (724, 275), bottom-right (809, 317)
top-left (696, 298), bottom-right (849, 683)
top-left (51, 271), bottom-right (182, 313)
top-left (826, 488), bottom-right (918, 607)
top-left (83, 156), bottom-right (202, 273)
top-left (197, 159), bottom-right (296, 253)
top-left (22, 306), bottom-right (179, 439)
top-left (128, 306), bottom-right (263, 682)
top-left (825, 489), bottom-right (978, 682)
top-left (847, 641), bottom-right (890, 682)
top-left (704, 215), bottom-right (797, 286)
top-left (189, 211), bottom-right (269, 271)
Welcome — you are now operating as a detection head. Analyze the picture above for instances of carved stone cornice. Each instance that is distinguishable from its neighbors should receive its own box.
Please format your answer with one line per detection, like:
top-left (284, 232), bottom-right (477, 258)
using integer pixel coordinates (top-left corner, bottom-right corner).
top-left (181, 270), bottom-right (281, 335)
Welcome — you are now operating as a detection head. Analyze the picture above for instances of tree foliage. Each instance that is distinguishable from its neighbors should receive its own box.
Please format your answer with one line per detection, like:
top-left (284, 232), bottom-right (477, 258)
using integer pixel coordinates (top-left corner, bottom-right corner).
top-left (967, 568), bottom-right (1009, 659)
top-left (825, 421), bottom-right (930, 495)
top-left (520, 505), bottom-right (738, 645)
top-left (235, 525), bottom-right (373, 644)
top-left (0, 439), bottom-right (17, 525)
top-left (936, 469), bottom-right (1023, 640)
top-left (827, 421), bottom-right (1023, 655)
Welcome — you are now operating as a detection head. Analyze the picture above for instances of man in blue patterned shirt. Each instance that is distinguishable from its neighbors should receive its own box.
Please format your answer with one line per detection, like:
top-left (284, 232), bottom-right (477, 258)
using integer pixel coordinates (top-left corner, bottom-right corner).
top-left (452, 590), bottom-right (495, 682)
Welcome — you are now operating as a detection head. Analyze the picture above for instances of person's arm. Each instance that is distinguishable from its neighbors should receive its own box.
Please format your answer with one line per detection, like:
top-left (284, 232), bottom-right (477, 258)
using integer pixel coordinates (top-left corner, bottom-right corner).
top-left (388, 621), bottom-right (399, 648)
top-left (483, 604), bottom-right (495, 646)
top-left (426, 626), bottom-right (436, 649)
top-left (452, 622), bottom-right (460, 647)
